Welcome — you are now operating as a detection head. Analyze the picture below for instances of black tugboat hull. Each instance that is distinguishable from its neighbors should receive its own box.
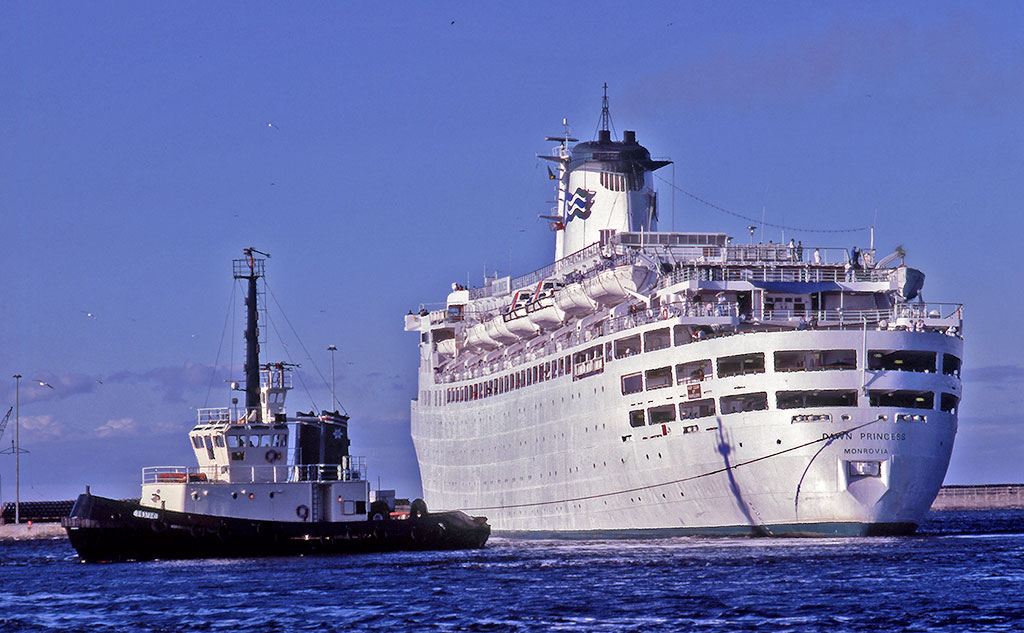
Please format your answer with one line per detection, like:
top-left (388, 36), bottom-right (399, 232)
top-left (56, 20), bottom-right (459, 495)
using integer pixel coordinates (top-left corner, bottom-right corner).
top-left (62, 493), bottom-right (490, 562)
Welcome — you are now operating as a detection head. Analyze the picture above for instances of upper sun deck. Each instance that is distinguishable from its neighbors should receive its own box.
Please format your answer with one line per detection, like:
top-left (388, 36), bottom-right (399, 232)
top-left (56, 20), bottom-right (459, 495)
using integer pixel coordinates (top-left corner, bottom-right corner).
top-left (462, 231), bottom-right (887, 304)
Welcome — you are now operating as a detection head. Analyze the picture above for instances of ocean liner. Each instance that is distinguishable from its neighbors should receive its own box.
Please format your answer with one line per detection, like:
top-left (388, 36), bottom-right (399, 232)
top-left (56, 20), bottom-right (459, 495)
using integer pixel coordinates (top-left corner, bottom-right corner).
top-left (405, 91), bottom-right (963, 536)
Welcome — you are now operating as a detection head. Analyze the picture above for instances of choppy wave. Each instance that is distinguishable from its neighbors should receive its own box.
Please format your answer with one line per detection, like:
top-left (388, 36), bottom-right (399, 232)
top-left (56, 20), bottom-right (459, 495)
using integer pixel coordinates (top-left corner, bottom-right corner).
top-left (1, 510), bottom-right (1022, 632)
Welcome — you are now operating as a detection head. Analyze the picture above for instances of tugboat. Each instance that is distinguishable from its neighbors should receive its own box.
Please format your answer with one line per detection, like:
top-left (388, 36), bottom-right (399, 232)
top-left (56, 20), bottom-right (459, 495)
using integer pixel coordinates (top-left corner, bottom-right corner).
top-left (63, 249), bottom-right (490, 562)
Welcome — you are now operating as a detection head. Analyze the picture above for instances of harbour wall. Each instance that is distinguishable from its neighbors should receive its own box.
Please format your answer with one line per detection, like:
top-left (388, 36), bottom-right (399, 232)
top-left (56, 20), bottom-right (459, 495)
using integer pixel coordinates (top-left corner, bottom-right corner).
top-left (1, 485), bottom-right (1021, 540)
top-left (929, 484), bottom-right (1024, 511)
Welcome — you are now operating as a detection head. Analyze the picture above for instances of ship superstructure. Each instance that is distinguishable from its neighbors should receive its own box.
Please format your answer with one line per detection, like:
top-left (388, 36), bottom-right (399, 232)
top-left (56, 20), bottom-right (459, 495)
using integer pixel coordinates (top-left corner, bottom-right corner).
top-left (404, 91), bottom-right (963, 536)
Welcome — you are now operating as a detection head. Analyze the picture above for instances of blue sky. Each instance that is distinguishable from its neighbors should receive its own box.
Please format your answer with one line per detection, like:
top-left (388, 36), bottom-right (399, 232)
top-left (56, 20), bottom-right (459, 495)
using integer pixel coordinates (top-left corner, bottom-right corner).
top-left (2, 2), bottom-right (1023, 502)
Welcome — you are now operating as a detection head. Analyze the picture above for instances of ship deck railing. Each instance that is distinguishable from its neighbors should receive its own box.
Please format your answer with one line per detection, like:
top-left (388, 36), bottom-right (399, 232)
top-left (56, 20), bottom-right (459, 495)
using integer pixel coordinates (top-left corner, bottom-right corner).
top-left (433, 302), bottom-right (963, 385)
top-left (657, 264), bottom-right (895, 289)
top-left (463, 232), bottom-right (878, 302)
top-left (143, 459), bottom-right (367, 485)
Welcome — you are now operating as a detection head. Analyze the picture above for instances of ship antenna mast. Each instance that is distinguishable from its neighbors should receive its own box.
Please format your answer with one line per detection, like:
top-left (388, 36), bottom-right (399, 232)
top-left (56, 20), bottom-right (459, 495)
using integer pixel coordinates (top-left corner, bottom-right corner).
top-left (234, 247), bottom-right (270, 420)
top-left (596, 82), bottom-right (616, 140)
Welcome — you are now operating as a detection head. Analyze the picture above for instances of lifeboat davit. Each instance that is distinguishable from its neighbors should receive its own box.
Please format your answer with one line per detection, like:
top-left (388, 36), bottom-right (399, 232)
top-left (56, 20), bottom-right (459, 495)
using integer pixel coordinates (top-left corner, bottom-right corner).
top-left (584, 264), bottom-right (654, 307)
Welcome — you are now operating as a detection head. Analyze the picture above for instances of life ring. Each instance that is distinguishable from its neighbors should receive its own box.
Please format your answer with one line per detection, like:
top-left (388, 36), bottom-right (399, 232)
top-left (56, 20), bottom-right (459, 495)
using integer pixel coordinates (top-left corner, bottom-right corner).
top-left (660, 308), bottom-right (669, 319)
top-left (265, 449), bottom-right (281, 464)
top-left (296, 504), bottom-right (309, 520)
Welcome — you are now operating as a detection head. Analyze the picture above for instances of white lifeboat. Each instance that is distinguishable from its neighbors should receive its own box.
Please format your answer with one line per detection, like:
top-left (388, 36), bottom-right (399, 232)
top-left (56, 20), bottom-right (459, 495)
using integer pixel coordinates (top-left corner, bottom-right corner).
top-left (435, 338), bottom-right (456, 357)
top-left (555, 281), bottom-right (597, 316)
top-left (485, 313), bottom-right (518, 344)
top-left (502, 289), bottom-right (539, 339)
top-left (464, 322), bottom-right (498, 350)
top-left (526, 279), bottom-right (567, 329)
top-left (584, 264), bottom-right (654, 307)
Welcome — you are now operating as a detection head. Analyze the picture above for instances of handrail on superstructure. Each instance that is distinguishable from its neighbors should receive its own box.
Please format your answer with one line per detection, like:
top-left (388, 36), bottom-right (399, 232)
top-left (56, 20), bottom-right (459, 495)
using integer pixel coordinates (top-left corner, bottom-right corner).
top-left (465, 231), bottom-right (878, 302)
top-left (431, 301), bottom-right (963, 385)
top-left (143, 459), bottom-right (367, 485)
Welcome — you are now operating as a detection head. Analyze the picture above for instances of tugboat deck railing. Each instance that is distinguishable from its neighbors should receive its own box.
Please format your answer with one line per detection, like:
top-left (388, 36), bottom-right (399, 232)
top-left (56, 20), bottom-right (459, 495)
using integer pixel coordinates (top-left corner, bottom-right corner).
top-left (143, 458), bottom-right (367, 485)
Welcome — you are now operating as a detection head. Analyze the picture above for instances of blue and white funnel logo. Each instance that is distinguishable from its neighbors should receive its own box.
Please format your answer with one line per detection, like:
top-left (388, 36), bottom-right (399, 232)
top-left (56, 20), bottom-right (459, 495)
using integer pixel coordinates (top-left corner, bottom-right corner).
top-left (567, 188), bottom-right (595, 222)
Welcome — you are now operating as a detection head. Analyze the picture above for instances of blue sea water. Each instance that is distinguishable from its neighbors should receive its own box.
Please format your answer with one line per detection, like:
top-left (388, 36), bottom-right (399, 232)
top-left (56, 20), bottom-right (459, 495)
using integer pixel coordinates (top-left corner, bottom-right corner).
top-left (1, 511), bottom-right (1023, 633)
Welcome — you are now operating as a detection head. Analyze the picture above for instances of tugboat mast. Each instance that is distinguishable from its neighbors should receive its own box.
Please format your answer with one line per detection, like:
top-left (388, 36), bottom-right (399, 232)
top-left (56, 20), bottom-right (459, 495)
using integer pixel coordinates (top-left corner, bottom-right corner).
top-left (234, 247), bottom-right (270, 418)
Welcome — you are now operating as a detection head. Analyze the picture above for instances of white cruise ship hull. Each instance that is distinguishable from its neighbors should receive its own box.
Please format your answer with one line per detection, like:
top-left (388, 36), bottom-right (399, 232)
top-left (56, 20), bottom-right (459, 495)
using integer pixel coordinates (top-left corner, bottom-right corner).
top-left (411, 327), bottom-right (960, 536)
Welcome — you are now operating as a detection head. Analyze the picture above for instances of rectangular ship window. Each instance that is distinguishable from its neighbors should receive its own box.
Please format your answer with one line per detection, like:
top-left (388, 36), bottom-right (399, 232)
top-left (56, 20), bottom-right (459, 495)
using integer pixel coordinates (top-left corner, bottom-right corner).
top-left (676, 359), bottom-right (711, 384)
top-left (629, 409), bottom-right (645, 428)
top-left (645, 366), bottom-right (672, 390)
top-left (621, 373), bottom-right (643, 395)
top-left (679, 398), bottom-right (715, 420)
top-left (868, 390), bottom-right (934, 409)
top-left (717, 353), bottom-right (765, 378)
top-left (644, 328), bottom-right (671, 353)
top-left (721, 392), bottom-right (769, 415)
top-left (648, 404), bottom-right (676, 424)
top-left (776, 390), bottom-right (858, 409)
top-left (774, 349), bottom-right (856, 372)
top-left (943, 354), bottom-right (961, 377)
top-left (868, 350), bottom-right (937, 373)
top-left (673, 324), bottom-right (690, 346)
top-left (940, 393), bottom-right (959, 413)
top-left (615, 334), bottom-right (642, 359)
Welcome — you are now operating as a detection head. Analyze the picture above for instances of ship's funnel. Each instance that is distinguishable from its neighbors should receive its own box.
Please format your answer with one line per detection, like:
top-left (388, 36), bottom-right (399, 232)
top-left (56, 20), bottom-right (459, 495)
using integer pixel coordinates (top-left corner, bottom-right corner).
top-left (554, 97), bottom-right (671, 260)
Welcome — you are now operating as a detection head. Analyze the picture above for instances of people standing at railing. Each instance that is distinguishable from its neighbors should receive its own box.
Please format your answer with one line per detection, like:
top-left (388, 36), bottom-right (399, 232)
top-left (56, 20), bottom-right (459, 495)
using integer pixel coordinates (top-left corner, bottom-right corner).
top-left (813, 248), bottom-right (822, 264)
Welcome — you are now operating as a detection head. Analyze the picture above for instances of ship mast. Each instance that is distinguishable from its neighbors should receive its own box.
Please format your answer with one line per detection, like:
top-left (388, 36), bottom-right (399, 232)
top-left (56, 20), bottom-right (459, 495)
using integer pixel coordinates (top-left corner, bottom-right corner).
top-left (234, 247), bottom-right (270, 418)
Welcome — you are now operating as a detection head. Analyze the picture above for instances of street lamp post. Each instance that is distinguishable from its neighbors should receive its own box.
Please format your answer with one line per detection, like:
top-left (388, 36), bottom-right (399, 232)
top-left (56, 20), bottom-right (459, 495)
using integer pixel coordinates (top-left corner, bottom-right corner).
top-left (327, 345), bottom-right (337, 411)
top-left (13, 374), bottom-right (20, 525)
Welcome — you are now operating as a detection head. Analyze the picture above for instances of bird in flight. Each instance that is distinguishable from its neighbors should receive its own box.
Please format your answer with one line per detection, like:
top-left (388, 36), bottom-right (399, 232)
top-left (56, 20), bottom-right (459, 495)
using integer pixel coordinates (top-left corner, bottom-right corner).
top-left (81, 311), bottom-right (96, 318)
top-left (33, 380), bottom-right (54, 390)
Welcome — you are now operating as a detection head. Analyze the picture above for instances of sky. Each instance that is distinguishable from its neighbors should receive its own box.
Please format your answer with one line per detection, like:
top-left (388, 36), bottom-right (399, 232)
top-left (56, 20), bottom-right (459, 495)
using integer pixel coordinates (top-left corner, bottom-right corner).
top-left (2, 1), bottom-right (1023, 502)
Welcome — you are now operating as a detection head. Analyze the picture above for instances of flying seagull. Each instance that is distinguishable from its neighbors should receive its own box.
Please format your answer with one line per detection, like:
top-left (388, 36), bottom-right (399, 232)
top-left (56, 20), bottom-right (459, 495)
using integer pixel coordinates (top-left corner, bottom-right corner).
top-left (33, 379), bottom-right (54, 389)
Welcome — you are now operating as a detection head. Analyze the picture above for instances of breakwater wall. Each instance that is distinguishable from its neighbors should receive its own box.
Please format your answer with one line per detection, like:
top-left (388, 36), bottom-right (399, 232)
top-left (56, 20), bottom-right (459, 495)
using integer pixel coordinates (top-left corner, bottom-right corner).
top-left (930, 484), bottom-right (1024, 511)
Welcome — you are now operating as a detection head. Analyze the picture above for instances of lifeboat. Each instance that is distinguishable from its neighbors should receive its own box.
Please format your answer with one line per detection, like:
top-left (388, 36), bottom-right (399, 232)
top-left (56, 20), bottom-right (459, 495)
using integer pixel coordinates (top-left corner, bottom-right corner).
top-left (436, 338), bottom-right (457, 357)
top-left (584, 264), bottom-right (655, 307)
top-left (505, 308), bottom-right (538, 338)
top-left (485, 314), bottom-right (518, 344)
top-left (526, 279), bottom-right (567, 329)
top-left (501, 289), bottom-right (539, 339)
top-left (464, 322), bottom-right (498, 350)
top-left (555, 281), bottom-right (597, 316)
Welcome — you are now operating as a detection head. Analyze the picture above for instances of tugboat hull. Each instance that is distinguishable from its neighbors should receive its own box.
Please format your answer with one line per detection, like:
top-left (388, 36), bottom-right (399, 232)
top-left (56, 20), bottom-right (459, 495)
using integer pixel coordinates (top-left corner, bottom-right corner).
top-left (62, 493), bottom-right (490, 562)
